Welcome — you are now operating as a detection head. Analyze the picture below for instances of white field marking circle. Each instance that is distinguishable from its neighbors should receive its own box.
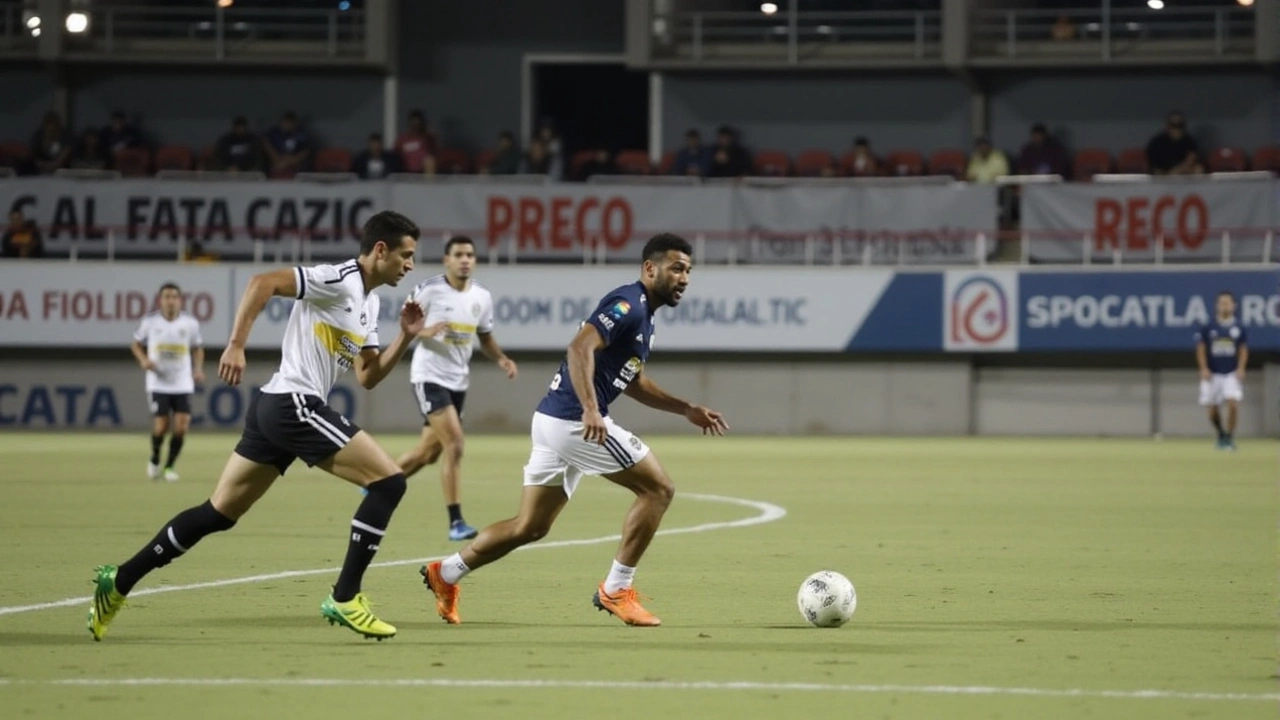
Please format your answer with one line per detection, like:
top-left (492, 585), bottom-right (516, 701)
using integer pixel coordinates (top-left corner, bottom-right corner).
top-left (0, 493), bottom-right (785, 617)
top-left (0, 678), bottom-right (1274, 703)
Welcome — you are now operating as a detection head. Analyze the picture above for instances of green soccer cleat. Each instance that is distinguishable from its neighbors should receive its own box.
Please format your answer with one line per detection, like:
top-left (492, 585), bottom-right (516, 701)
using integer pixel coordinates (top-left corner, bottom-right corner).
top-left (320, 592), bottom-right (397, 640)
top-left (87, 565), bottom-right (127, 641)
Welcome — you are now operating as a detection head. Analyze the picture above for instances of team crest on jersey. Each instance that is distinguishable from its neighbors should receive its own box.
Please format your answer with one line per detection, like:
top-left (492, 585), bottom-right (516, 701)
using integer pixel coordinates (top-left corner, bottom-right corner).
top-left (1229, 326), bottom-right (1240, 339)
top-left (360, 311), bottom-right (367, 326)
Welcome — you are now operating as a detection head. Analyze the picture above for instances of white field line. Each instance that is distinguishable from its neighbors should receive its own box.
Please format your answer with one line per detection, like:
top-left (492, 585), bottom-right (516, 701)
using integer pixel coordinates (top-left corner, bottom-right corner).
top-left (0, 677), bottom-right (1274, 703)
top-left (0, 493), bottom-right (785, 617)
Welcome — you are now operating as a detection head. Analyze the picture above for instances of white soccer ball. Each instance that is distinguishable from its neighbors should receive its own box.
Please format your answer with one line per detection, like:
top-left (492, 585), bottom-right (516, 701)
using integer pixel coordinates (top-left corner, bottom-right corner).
top-left (797, 570), bottom-right (857, 628)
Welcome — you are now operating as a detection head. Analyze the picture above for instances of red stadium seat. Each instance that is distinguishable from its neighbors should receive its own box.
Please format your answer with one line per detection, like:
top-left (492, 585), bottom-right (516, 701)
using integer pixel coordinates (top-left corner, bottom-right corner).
top-left (435, 148), bottom-right (472, 175)
top-left (1208, 147), bottom-right (1247, 173)
top-left (567, 149), bottom-right (597, 180)
top-left (793, 149), bottom-right (836, 177)
top-left (1115, 147), bottom-right (1148, 174)
top-left (927, 148), bottom-right (968, 179)
top-left (155, 145), bottom-right (193, 172)
top-left (113, 147), bottom-right (152, 177)
top-left (0, 141), bottom-right (30, 169)
top-left (197, 145), bottom-right (217, 171)
top-left (614, 150), bottom-right (653, 175)
top-left (1252, 146), bottom-right (1280, 174)
top-left (1072, 148), bottom-right (1112, 180)
top-left (658, 150), bottom-right (676, 175)
top-left (473, 149), bottom-right (496, 173)
top-left (752, 150), bottom-right (791, 176)
top-left (313, 147), bottom-right (352, 173)
top-left (883, 150), bottom-right (924, 176)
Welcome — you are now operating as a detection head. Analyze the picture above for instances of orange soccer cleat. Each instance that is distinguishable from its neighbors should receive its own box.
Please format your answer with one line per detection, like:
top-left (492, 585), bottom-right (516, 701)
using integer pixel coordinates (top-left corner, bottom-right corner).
top-left (592, 584), bottom-right (661, 627)
top-left (420, 562), bottom-right (461, 624)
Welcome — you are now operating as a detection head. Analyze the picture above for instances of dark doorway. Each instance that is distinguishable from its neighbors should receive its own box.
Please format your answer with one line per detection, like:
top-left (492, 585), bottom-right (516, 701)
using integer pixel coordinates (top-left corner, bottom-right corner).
top-left (533, 62), bottom-right (649, 180)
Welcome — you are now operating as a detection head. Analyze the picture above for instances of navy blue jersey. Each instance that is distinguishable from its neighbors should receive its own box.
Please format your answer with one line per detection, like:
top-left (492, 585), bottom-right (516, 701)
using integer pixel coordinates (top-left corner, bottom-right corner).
top-left (1196, 320), bottom-right (1247, 374)
top-left (537, 282), bottom-right (655, 421)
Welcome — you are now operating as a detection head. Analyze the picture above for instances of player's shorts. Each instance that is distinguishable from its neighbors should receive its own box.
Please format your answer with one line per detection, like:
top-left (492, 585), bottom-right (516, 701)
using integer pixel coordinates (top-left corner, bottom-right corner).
top-left (522, 411), bottom-right (650, 498)
top-left (233, 391), bottom-right (361, 475)
top-left (149, 392), bottom-right (192, 417)
top-left (413, 382), bottom-right (466, 421)
top-left (1199, 373), bottom-right (1244, 406)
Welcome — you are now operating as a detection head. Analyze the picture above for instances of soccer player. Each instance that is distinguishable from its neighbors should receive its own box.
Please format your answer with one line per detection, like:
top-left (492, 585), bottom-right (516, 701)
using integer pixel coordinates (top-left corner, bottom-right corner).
top-left (420, 233), bottom-right (728, 627)
top-left (88, 211), bottom-right (426, 642)
top-left (396, 236), bottom-right (518, 541)
top-left (131, 283), bottom-right (204, 482)
top-left (1196, 290), bottom-right (1248, 451)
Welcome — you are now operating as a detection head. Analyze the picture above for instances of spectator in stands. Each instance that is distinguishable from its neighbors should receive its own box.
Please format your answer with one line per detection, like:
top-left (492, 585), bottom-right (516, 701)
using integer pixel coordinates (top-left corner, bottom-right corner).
top-left (1146, 110), bottom-right (1204, 175)
top-left (264, 111), bottom-right (312, 177)
top-left (847, 136), bottom-right (880, 176)
top-left (354, 133), bottom-right (401, 180)
top-left (708, 125), bottom-right (750, 178)
top-left (100, 111), bottom-right (141, 157)
top-left (535, 117), bottom-right (564, 180)
top-left (1051, 14), bottom-right (1077, 40)
top-left (30, 111), bottom-right (72, 175)
top-left (71, 129), bottom-right (110, 170)
top-left (579, 149), bottom-right (616, 180)
top-left (396, 109), bottom-right (438, 175)
top-left (214, 116), bottom-right (267, 173)
top-left (672, 129), bottom-right (711, 177)
top-left (2, 209), bottom-right (43, 259)
top-left (487, 131), bottom-right (521, 175)
top-left (522, 138), bottom-right (553, 176)
top-left (965, 136), bottom-right (1010, 183)
top-left (1016, 123), bottom-right (1068, 176)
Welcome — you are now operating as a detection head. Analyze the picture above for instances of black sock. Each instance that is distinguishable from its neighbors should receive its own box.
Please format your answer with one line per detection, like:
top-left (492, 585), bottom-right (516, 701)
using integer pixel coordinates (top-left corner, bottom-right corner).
top-left (332, 474), bottom-right (407, 602)
top-left (165, 434), bottom-right (185, 469)
top-left (447, 503), bottom-right (463, 525)
top-left (1211, 414), bottom-right (1225, 437)
top-left (115, 500), bottom-right (236, 595)
top-left (150, 434), bottom-right (163, 464)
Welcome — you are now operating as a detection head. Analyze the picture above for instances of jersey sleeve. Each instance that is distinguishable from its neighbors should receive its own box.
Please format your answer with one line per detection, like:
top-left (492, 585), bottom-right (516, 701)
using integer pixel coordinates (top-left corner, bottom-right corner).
top-left (1193, 326), bottom-right (1207, 345)
top-left (189, 316), bottom-right (204, 348)
top-left (132, 316), bottom-right (150, 343)
top-left (478, 290), bottom-right (495, 334)
top-left (586, 293), bottom-right (642, 347)
top-left (296, 262), bottom-right (355, 305)
top-left (1238, 327), bottom-right (1248, 346)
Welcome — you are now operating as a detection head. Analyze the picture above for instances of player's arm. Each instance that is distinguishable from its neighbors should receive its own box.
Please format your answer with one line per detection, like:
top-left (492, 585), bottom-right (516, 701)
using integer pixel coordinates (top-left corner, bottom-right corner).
top-left (478, 332), bottom-right (518, 379)
top-left (218, 268), bottom-right (298, 385)
top-left (566, 323), bottom-right (605, 418)
top-left (354, 300), bottom-right (425, 389)
top-left (1237, 342), bottom-right (1248, 380)
top-left (191, 345), bottom-right (206, 384)
top-left (625, 370), bottom-right (728, 436)
top-left (130, 339), bottom-right (155, 371)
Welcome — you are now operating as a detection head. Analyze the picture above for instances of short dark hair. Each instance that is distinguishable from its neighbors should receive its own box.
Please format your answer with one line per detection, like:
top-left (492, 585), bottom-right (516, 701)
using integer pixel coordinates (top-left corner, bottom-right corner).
top-left (1218, 290), bottom-right (1236, 301)
top-left (444, 235), bottom-right (475, 255)
top-left (641, 233), bottom-right (693, 264)
top-left (159, 282), bottom-right (181, 294)
top-left (360, 210), bottom-right (419, 255)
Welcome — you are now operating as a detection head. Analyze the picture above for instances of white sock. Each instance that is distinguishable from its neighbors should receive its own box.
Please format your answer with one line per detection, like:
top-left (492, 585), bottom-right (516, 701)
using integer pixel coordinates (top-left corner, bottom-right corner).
top-left (440, 553), bottom-right (471, 585)
top-left (603, 560), bottom-right (636, 595)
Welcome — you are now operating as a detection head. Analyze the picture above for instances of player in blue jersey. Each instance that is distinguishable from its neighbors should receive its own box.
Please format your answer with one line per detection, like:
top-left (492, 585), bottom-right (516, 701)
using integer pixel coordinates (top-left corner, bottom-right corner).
top-left (1195, 291), bottom-right (1248, 451)
top-left (420, 233), bottom-right (728, 627)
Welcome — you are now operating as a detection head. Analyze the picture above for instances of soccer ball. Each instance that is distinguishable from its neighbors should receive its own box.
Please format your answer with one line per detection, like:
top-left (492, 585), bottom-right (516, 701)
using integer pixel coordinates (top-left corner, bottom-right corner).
top-left (797, 570), bottom-right (856, 628)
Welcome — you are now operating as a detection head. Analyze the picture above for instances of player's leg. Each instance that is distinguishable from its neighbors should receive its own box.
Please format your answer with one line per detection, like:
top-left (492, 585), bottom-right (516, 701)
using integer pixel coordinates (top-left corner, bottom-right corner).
top-left (396, 423), bottom-right (443, 478)
top-left (591, 451), bottom-right (673, 627)
top-left (428, 403), bottom-right (476, 540)
top-left (1222, 373), bottom-right (1244, 450)
top-left (163, 396), bottom-right (193, 481)
top-left (148, 394), bottom-right (171, 479)
top-left (423, 481), bottom-right (570, 624)
top-left (1199, 377), bottom-right (1226, 447)
top-left (89, 452), bottom-right (280, 641)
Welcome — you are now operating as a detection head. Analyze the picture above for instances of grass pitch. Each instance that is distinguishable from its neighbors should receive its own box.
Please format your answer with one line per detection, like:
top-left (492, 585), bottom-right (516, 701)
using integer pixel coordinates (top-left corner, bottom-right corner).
top-left (0, 433), bottom-right (1275, 719)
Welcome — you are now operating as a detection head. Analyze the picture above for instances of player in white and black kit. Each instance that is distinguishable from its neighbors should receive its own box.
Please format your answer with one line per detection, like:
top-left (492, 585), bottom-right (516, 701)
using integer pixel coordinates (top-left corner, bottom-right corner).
top-left (131, 283), bottom-right (204, 482)
top-left (89, 211), bottom-right (425, 642)
top-left (397, 236), bottom-right (518, 541)
top-left (421, 234), bottom-right (729, 628)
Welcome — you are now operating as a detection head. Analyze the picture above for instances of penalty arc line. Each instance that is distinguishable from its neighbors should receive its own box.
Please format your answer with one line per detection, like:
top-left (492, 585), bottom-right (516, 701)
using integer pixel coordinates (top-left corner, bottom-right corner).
top-left (0, 678), bottom-right (1275, 703)
top-left (0, 493), bottom-right (786, 618)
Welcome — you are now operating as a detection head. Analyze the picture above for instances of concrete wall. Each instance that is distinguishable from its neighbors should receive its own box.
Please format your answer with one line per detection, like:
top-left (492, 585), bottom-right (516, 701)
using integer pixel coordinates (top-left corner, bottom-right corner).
top-left (2, 357), bottom-right (1271, 438)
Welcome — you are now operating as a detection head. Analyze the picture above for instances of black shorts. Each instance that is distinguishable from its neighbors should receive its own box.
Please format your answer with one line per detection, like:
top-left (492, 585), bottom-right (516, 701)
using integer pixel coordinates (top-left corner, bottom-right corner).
top-left (233, 391), bottom-right (361, 475)
top-left (413, 382), bottom-right (466, 422)
top-left (150, 392), bottom-right (192, 417)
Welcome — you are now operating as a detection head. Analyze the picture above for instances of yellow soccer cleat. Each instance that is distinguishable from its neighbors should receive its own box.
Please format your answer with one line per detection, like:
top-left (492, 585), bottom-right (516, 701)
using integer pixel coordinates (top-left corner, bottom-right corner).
top-left (320, 592), bottom-right (397, 640)
top-left (87, 565), bottom-right (127, 641)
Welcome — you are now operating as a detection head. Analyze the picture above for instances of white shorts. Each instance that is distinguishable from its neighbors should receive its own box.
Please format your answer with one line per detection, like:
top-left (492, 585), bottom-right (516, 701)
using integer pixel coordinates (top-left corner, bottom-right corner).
top-left (522, 412), bottom-right (651, 498)
top-left (1199, 373), bottom-right (1243, 406)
